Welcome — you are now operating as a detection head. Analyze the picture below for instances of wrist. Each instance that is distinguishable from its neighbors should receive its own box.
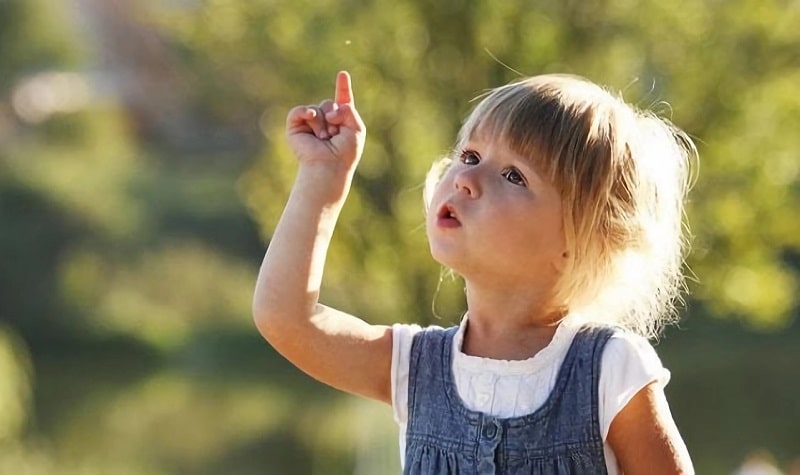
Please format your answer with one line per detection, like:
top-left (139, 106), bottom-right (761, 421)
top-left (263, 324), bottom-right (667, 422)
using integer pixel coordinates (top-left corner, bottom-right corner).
top-left (293, 163), bottom-right (355, 205)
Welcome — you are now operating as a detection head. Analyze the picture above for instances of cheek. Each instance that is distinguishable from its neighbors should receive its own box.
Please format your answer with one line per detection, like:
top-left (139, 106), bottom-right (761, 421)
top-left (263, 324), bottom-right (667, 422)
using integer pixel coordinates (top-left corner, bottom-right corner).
top-left (424, 161), bottom-right (454, 207)
top-left (426, 175), bottom-right (451, 211)
top-left (507, 205), bottom-right (565, 252)
top-left (424, 182), bottom-right (444, 235)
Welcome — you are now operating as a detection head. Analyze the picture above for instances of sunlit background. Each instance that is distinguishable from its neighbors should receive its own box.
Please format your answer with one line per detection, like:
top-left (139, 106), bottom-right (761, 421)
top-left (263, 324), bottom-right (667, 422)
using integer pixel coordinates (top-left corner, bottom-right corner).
top-left (1, 0), bottom-right (798, 473)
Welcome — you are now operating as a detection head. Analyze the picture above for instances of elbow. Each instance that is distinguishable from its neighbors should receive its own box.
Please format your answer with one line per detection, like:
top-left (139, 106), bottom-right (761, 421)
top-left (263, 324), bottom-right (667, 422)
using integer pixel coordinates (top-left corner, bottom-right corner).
top-left (252, 305), bottom-right (309, 357)
top-left (251, 295), bottom-right (307, 345)
top-left (252, 296), bottom-right (279, 342)
top-left (252, 285), bottom-right (318, 344)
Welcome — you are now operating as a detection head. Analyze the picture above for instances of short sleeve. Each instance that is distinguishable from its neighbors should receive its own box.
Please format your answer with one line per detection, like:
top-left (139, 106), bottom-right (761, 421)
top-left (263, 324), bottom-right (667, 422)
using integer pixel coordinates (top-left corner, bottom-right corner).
top-left (598, 333), bottom-right (671, 440)
top-left (391, 323), bottom-right (423, 424)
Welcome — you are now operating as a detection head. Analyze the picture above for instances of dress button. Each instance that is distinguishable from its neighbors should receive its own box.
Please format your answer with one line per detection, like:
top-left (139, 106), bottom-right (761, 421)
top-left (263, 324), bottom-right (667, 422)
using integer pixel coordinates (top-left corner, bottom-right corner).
top-left (482, 423), bottom-right (497, 439)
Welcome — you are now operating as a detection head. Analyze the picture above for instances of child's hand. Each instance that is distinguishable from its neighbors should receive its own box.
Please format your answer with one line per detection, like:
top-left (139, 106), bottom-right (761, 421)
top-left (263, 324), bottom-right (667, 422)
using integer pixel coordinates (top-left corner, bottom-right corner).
top-left (286, 71), bottom-right (366, 174)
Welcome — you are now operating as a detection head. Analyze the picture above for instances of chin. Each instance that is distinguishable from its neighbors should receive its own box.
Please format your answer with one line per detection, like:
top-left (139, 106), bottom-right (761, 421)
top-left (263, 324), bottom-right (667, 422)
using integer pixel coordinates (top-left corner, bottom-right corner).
top-left (428, 243), bottom-right (469, 276)
top-left (428, 241), bottom-right (454, 266)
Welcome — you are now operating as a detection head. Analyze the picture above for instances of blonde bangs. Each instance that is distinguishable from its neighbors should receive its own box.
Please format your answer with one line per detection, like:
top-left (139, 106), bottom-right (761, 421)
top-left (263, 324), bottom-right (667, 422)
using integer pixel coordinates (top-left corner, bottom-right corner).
top-left (457, 80), bottom-right (558, 183)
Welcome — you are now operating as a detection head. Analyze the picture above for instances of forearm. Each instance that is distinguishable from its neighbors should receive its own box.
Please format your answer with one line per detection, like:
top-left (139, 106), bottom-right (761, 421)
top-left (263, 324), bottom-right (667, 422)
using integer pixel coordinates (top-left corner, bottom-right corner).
top-left (252, 165), bottom-right (353, 331)
top-left (248, 72), bottom-right (394, 402)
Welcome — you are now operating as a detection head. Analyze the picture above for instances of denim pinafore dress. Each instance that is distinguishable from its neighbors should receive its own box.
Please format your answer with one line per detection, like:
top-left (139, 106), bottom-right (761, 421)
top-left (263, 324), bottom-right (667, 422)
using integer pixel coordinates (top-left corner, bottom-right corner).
top-left (403, 325), bottom-right (614, 474)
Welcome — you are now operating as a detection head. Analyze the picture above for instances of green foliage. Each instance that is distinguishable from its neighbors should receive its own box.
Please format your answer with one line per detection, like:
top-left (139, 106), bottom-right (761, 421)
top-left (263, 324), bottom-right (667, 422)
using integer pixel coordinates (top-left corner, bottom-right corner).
top-left (157, 0), bottom-right (800, 328)
top-left (0, 326), bottom-right (31, 442)
top-left (1, 0), bottom-right (799, 472)
top-left (0, 0), bottom-right (81, 91)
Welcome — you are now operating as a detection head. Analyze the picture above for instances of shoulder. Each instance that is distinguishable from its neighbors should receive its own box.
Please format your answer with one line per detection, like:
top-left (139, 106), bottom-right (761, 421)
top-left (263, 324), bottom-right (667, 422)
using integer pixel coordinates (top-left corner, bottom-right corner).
top-left (391, 322), bottom-right (450, 346)
top-left (575, 323), bottom-right (666, 373)
top-left (597, 329), bottom-right (671, 439)
top-left (602, 331), bottom-right (669, 385)
top-left (394, 322), bottom-right (457, 352)
top-left (392, 322), bottom-right (425, 345)
top-left (390, 322), bottom-right (452, 425)
top-left (568, 323), bottom-right (623, 361)
top-left (391, 323), bottom-right (425, 377)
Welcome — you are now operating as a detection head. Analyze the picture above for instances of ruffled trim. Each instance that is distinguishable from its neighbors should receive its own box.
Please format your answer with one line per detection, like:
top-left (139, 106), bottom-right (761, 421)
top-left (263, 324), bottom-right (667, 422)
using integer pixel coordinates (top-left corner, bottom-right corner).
top-left (452, 314), bottom-right (582, 376)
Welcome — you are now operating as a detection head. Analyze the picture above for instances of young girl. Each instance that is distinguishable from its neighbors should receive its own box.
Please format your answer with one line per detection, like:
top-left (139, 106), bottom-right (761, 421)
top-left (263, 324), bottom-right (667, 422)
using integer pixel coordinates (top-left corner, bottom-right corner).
top-left (253, 71), bottom-right (695, 474)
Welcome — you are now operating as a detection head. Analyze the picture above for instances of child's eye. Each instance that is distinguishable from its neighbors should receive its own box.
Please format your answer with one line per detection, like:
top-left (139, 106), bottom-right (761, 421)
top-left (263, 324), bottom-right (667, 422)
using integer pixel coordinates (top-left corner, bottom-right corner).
top-left (502, 168), bottom-right (527, 186)
top-left (459, 150), bottom-right (480, 165)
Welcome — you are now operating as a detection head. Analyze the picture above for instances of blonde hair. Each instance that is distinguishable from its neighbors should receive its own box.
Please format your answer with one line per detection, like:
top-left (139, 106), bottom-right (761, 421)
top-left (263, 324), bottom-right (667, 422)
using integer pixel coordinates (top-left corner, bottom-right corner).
top-left (425, 74), bottom-right (696, 338)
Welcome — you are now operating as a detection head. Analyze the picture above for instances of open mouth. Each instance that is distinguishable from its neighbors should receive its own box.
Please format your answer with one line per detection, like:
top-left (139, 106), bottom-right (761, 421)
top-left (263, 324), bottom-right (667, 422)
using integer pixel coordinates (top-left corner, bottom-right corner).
top-left (436, 204), bottom-right (461, 227)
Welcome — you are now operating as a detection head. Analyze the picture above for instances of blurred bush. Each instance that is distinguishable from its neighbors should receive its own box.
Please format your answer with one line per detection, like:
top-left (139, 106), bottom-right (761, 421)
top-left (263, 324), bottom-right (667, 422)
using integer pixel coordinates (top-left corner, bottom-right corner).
top-left (0, 0), bottom-right (798, 473)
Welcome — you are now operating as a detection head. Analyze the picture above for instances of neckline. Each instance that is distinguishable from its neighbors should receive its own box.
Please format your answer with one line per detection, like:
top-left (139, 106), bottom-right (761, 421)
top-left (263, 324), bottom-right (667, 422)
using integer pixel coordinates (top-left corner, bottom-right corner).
top-left (452, 315), bottom-right (581, 376)
top-left (441, 323), bottom-right (589, 427)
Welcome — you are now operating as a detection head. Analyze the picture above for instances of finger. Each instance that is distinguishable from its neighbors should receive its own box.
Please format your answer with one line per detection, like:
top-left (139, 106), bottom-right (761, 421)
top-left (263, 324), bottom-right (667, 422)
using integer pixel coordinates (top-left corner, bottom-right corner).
top-left (287, 105), bottom-right (329, 139)
top-left (311, 106), bottom-right (330, 139)
top-left (334, 71), bottom-right (354, 105)
top-left (324, 103), bottom-right (363, 132)
top-left (328, 123), bottom-right (339, 137)
top-left (286, 105), bottom-right (313, 126)
top-left (318, 99), bottom-right (338, 115)
top-left (318, 100), bottom-right (339, 138)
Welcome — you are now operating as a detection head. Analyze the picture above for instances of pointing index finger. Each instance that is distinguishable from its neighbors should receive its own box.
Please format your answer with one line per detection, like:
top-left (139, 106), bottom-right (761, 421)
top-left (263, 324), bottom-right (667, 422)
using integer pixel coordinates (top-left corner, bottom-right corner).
top-left (334, 71), bottom-right (354, 105)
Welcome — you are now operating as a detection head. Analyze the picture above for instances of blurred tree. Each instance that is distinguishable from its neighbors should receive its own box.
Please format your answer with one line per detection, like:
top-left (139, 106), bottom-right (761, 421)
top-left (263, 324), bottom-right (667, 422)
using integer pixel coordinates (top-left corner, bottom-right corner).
top-left (0, 0), bottom-right (80, 90)
top-left (0, 0), bottom-right (307, 472)
top-left (0, 325), bottom-right (32, 443)
top-left (0, 0), bottom-right (798, 473)
top-left (151, 0), bottom-right (800, 329)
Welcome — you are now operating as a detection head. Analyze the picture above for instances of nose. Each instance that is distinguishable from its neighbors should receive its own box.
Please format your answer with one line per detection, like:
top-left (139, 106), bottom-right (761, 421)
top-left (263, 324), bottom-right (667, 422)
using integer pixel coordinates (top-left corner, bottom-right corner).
top-left (453, 167), bottom-right (481, 197)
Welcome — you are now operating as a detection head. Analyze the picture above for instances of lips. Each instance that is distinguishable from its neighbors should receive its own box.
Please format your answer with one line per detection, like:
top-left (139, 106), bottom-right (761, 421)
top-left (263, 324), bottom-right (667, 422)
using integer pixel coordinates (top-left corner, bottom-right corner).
top-left (436, 203), bottom-right (461, 228)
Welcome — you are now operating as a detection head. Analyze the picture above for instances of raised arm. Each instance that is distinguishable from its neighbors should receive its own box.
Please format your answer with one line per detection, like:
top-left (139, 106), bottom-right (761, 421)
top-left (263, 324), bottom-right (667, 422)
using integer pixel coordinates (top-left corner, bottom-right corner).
top-left (252, 72), bottom-right (392, 403)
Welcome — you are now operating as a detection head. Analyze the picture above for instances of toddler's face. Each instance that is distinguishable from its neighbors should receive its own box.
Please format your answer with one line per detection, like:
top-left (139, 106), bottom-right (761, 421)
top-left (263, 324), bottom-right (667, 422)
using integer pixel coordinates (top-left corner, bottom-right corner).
top-left (426, 135), bottom-right (567, 290)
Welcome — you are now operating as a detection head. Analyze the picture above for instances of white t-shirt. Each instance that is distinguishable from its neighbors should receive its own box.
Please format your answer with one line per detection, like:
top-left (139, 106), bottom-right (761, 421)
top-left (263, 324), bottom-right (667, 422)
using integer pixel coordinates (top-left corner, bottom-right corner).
top-left (391, 316), bottom-right (670, 474)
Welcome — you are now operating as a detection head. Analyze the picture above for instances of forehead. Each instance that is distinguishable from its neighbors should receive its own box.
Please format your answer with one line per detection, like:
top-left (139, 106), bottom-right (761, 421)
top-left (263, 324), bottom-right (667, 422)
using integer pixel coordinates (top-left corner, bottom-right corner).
top-left (460, 106), bottom-right (553, 179)
top-left (460, 82), bottom-right (554, 146)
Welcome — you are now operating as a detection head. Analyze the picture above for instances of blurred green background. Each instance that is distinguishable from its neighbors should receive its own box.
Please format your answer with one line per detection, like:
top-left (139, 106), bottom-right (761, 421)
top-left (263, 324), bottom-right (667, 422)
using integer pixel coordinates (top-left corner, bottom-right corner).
top-left (1, 0), bottom-right (798, 473)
